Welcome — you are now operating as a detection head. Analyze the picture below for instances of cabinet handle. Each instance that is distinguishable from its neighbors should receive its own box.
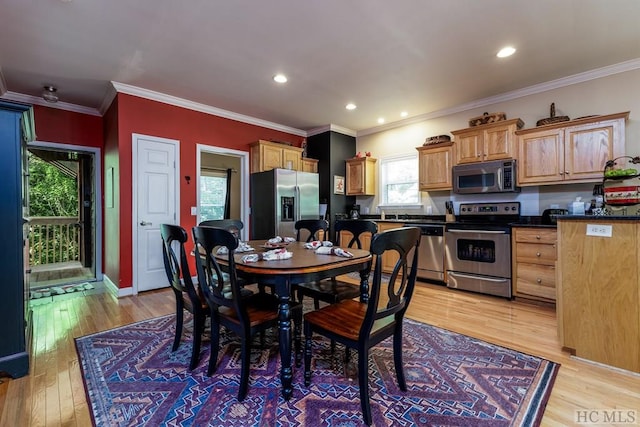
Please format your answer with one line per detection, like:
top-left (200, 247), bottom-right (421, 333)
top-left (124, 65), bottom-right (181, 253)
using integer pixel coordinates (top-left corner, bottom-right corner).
top-left (564, 171), bottom-right (570, 175)
top-left (536, 235), bottom-right (541, 239)
top-left (536, 252), bottom-right (541, 257)
top-left (536, 278), bottom-right (542, 284)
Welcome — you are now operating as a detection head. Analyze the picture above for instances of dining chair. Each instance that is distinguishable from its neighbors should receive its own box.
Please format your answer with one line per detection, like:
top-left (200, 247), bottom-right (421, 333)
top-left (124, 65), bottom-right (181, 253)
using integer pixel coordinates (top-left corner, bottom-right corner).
top-left (296, 219), bottom-right (377, 310)
top-left (160, 224), bottom-right (208, 371)
top-left (303, 226), bottom-right (421, 426)
top-left (192, 225), bottom-right (303, 401)
top-left (198, 219), bottom-right (243, 238)
top-left (294, 219), bottom-right (329, 243)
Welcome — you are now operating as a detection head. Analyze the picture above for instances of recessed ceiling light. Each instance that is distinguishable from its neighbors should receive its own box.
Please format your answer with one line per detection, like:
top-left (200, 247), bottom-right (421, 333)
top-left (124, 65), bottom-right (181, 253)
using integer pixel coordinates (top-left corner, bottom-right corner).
top-left (377, 117), bottom-right (385, 124)
top-left (400, 111), bottom-right (408, 118)
top-left (273, 74), bottom-right (288, 83)
top-left (497, 46), bottom-right (516, 58)
top-left (345, 103), bottom-right (357, 110)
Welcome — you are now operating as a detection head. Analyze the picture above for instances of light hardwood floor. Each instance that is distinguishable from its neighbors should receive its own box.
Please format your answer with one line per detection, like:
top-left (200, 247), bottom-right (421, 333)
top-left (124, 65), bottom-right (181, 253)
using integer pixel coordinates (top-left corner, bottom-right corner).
top-left (1, 281), bottom-right (638, 426)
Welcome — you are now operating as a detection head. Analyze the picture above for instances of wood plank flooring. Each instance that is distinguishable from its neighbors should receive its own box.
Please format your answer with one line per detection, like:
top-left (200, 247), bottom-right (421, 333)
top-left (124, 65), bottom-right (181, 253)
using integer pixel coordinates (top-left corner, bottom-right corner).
top-left (0, 281), bottom-right (638, 426)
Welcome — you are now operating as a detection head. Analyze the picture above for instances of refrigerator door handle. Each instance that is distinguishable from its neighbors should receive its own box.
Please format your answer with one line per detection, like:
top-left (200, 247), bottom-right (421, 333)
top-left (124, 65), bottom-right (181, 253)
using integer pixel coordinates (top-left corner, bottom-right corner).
top-left (294, 185), bottom-right (300, 221)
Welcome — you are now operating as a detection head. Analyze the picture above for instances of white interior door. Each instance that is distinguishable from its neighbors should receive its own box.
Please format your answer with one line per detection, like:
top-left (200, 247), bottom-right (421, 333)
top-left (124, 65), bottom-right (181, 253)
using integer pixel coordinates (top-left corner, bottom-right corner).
top-left (133, 134), bottom-right (179, 293)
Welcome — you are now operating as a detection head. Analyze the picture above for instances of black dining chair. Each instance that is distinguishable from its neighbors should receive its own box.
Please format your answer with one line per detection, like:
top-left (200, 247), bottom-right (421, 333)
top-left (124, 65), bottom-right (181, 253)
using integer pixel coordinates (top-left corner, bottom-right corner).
top-left (160, 224), bottom-right (208, 371)
top-left (192, 225), bottom-right (303, 401)
top-left (198, 219), bottom-right (243, 238)
top-left (294, 219), bottom-right (329, 243)
top-left (303, 226), bottom-right (421, 426)
top-left (296, 219), bottom-right (377, 310)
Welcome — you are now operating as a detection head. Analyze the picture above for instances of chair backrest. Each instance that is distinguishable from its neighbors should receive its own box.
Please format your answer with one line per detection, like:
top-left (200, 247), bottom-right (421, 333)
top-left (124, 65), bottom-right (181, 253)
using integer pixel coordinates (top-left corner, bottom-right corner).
top-left (192, 226), bottom-right (248, 323)
top-left (334, 219), bottom-right (378, 249)
top-left (294, 219), bottom-right (329, 242)
top-left (198, 219), bottom-right (244, 237)
top-left (360, 226), bottom-right (421, 338)
top-left (160, 224), bottom-right (200, 304)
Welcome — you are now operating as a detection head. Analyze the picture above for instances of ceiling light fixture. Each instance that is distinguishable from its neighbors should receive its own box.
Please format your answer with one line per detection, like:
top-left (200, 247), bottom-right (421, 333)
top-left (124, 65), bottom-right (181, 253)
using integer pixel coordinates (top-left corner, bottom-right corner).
top-left (273, 74), bottom-right (287, 83)
top-left (400, 111), bottom-right (408, 118)
top-left (497, 46), bottom-right (516, 58)
top-left (42, 85), bottom-right (59, 103)
top-left (377, 117), bottom-right (385, 124)
top-left (345, 103), bottom-right (357, 110)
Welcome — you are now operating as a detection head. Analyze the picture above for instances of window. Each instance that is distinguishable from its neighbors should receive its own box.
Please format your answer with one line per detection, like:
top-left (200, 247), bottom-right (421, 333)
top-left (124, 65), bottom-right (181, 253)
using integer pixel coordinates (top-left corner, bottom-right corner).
top-left (379, 154), bottom-right (420, 206)
top-left (199, 171), bottom-right (227, 221)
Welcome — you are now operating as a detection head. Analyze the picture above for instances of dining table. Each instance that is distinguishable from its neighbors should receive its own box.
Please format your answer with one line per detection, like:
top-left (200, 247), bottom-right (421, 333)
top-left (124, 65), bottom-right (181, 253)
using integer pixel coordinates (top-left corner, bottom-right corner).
top-left (215, 240), bottom-right (372, 400)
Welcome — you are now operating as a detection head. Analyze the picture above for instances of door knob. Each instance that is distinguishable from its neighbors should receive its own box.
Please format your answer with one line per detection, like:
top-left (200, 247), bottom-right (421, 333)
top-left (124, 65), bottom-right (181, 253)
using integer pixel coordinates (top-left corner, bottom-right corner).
top-left (140, 221), bottom-right (153, 226)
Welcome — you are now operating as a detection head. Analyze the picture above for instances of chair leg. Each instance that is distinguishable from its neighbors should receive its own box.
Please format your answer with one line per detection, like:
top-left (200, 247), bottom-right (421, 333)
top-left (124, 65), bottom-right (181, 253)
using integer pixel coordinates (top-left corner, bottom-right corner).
top-left (238, 333), bottom-right (251, 401)
top-left (189, 313), bottom-right (204, 370)
top-left (304, 322), bottom-right (312, 386)
top-left (358, 346), bottom-right (372, 426)
top-left (314, 298), bottom-right (320, 310)
top-left (207, 317), bottom-right (220, 376)
top-left (293, 310), bottom-right (302, 367)
top-left (393, 326), bottom-right (407, 391)
top-left (172, 301), bottom-right (184, 352)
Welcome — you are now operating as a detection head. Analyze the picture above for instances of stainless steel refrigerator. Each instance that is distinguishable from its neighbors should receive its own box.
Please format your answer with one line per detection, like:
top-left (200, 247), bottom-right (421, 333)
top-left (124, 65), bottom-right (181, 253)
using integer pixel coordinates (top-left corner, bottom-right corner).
top-left (250, 168), bottom-right (319, 240)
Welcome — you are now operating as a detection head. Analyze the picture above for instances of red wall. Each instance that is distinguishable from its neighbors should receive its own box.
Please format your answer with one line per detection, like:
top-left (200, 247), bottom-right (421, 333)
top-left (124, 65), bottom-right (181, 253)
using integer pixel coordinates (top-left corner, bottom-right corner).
top-left (114, 94), bottom-right (303, 289)
top-left (33, 105), bottom-right (103, 147)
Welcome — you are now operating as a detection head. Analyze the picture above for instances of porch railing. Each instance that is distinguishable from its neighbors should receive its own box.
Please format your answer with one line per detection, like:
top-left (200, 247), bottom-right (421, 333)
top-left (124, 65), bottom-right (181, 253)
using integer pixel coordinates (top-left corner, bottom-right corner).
top-left (28, 216), bottom-right (81, 266)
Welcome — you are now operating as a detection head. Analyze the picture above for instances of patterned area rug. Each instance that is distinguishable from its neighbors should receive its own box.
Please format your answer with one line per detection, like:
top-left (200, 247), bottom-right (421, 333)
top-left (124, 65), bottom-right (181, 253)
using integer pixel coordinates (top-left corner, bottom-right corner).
top-left (75, 315), bottom-right (559, 426)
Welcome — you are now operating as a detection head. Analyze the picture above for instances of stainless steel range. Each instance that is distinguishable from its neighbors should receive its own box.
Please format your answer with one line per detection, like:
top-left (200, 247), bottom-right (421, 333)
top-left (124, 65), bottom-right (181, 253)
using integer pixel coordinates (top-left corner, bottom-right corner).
top-left (445, 201), bottom-right (520, 298)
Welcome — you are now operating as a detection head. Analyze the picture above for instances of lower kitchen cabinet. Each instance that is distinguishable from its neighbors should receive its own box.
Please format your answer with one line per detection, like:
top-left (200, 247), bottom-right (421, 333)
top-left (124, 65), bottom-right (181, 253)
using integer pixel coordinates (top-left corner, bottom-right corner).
top-left (338, 230), bottom-right (373, 251)
top-left (511, 227), bottom-right (557, 302)
top-left (377, 222), bottom-right (405, 273)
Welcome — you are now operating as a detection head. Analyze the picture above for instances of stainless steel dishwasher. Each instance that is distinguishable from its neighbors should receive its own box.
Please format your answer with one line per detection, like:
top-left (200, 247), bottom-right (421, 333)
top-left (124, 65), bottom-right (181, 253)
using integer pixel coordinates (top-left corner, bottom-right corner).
top-left (403, 223), bottom-right (445, 282)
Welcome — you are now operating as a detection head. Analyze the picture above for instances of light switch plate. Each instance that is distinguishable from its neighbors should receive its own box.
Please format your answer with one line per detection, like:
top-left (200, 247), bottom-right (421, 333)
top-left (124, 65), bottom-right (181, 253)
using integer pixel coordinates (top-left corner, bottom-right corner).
top-left (190, 206), bottom-right (198, 216)
top-left (586, 223), bottom-right (612, 237)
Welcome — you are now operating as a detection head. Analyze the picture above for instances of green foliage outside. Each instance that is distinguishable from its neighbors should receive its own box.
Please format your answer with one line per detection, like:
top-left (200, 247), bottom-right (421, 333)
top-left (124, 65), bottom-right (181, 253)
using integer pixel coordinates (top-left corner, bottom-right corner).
top-left (28, 153), bottom-right (79, 265)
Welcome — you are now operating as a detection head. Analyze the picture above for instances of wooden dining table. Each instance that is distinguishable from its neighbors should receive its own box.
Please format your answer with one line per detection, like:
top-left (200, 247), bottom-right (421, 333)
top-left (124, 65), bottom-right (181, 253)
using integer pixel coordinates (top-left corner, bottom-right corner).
top-left (215, 240), bottom-right (372, 400)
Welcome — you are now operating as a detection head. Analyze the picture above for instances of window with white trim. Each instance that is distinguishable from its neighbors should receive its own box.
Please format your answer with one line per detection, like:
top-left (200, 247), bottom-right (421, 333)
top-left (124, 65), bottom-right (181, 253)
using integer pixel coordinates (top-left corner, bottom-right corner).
top-left (379, 154), bottom-right (420, 206)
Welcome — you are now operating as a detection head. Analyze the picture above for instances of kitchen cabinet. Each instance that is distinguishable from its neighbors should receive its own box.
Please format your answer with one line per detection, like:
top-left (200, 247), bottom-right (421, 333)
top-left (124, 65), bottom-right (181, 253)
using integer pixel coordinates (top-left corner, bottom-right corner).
top-left (250, 139), bottom-right (304, 173)
top-left (376, 222), bottom-right (404, 273)
top-left (346, 157), bottom-right (376, 196)
top-left (301, 157), bottom-right (318, 173)
top-left (516, 112), bottom-right (627, 185)
top-left (511, 227), bottom-right (557, 302)
top-left (451, 118), bottom-right (524, 164)
top-left (557, 217), bottom-right (639, 373)
top-left (0, 101), bottom-right (30, 378)
top-left (416, 143), bottom-right (454, 190)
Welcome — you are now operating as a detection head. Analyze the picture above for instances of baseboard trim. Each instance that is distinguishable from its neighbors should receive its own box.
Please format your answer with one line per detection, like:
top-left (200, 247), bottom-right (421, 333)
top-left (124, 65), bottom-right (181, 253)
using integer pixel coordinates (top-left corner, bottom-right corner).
top-left (103, 274), bottom-right (134, 298)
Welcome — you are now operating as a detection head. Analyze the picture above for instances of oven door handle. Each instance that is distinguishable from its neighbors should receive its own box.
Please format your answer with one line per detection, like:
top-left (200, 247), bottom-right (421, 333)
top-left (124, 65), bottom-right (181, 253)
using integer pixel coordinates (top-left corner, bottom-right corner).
top-left (447, 229), bottom-right (506, 234)
top-left (449, 272), bottom-right (510, 283)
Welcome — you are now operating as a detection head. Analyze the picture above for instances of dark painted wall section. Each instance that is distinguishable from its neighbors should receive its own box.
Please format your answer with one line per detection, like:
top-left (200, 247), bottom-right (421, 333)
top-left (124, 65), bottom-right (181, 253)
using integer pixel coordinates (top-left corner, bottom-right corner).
top-left (307, 131), bottom-right (356, 239)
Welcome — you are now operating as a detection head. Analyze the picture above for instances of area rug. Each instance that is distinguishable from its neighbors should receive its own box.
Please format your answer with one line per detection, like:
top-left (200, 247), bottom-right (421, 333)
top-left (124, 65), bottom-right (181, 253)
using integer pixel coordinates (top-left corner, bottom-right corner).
top-left (75, 315), bottom-right (559, 426)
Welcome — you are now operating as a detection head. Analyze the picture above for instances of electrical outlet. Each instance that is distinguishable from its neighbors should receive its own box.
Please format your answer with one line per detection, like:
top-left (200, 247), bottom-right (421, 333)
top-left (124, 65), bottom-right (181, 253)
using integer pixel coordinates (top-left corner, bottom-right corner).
top-left (586, 223), bottom-right (612, 237)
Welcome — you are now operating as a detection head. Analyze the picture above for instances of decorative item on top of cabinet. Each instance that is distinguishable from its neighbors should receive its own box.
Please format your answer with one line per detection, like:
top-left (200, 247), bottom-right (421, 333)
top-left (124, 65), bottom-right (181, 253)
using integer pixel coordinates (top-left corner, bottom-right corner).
top-left (301, 157), bottom-right (318, 173)
top-left (451, 118), bottom-right (524, 164)
top-left (416, 142), bottom-right (454, 190)
top-left (346, 157), bottom-right (376, 196)
top-left (516, 112), bottom-right (628, 186)
top-left (511, 227), bottom-right (557, 303)
top-left (249, 139), bottom-right (304, 173)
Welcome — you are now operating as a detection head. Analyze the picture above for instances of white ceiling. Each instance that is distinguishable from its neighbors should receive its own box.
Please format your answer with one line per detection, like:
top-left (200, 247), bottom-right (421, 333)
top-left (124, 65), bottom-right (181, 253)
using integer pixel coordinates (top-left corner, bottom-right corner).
top-left (1, 0), bottom-right (640, 135)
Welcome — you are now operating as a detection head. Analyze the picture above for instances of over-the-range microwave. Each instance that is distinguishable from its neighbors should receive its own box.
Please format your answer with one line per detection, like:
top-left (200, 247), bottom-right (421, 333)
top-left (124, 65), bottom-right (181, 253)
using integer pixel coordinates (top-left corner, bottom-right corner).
top-left (452, 159), bottom-right (519, 194)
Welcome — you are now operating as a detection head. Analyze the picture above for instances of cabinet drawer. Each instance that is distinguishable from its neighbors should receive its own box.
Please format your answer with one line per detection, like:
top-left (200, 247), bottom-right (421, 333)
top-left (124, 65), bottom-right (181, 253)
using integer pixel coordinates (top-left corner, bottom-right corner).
top-left (516, 263), bottom-right (556, 300)
top-left (515, 242), bottom-right (557, 264)
top-left (514, 228), bottom-right (556, 244)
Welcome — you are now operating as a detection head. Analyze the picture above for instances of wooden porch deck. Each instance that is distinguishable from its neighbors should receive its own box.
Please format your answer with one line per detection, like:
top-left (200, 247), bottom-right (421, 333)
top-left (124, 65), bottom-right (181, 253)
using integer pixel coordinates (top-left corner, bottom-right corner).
top-left (29, 261), bottom-right (94, 289)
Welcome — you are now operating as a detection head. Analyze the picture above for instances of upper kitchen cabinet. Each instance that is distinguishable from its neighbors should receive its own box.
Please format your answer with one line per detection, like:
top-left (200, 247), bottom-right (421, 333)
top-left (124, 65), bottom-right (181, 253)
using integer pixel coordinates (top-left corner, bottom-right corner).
top-left (416, 142), bottom-right (454, 190)
top-left (301, 157), bottom-right (318, 173)
top-left (346, 157), bottom-right (376, 196)
top-left (516, 112), bottom-right (628, 186)
top-left (451, 118), bottom-right (524, 164)
top-left (250, 139), bottom-right (304, 173)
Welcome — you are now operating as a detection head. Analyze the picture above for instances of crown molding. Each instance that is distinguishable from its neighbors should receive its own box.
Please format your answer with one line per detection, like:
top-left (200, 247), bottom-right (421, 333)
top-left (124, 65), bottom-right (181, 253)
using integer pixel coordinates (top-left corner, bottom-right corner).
top-left (357, 57), bottom-right (640, 137)
top-left (306, 124), bottom-right (357, 137)
top-left (111, 81), bottom-right (307, 137)
top-left (99, 83), bottom-right (118, 115)
top-left (0, 91), bottom-right (101, 116)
